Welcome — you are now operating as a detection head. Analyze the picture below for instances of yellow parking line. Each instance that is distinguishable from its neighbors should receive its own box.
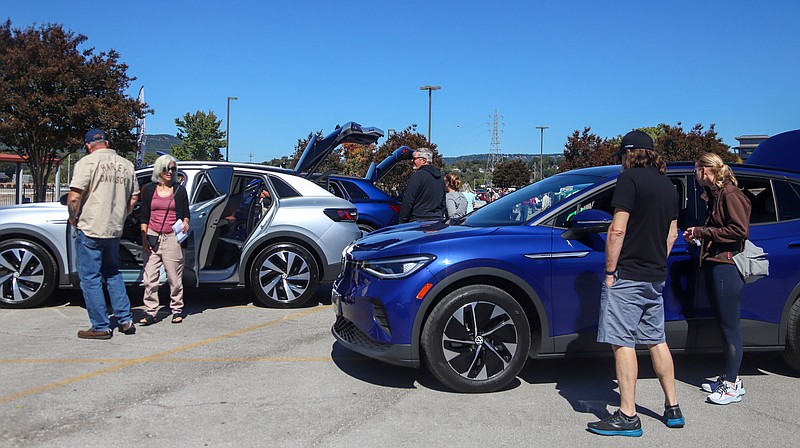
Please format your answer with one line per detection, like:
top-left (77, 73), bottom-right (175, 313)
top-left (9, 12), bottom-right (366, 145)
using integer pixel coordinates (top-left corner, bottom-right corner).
top-left (0, 305), bottom-right (330, 405)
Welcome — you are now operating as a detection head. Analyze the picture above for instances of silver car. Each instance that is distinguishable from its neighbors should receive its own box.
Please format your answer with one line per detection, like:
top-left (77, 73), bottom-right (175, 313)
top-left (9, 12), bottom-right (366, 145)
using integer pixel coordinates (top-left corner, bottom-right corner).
top-left (0, 162), bottom-right (361, 309)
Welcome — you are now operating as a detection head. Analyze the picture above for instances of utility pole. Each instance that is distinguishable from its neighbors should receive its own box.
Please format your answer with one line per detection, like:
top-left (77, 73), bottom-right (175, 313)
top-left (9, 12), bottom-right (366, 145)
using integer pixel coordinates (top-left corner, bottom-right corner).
top-left (225, 96), bottom-right (238, 161)
top-left (536, 126), bottom-right (548, 180)
top-left (419, 86), bottom-right (441, 143)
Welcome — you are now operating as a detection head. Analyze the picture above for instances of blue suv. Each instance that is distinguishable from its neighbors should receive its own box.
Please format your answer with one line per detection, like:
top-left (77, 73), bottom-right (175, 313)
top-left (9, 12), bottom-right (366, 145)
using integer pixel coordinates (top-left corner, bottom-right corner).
top-left (332, 138), bottom-right (800, 392)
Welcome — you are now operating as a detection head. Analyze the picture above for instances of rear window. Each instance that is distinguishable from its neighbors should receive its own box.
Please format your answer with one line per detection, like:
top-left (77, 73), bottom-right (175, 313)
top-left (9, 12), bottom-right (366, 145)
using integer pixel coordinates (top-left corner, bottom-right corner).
top-left (268, 175), bottom-right (300, 199)
top-left (339, 180), bottom-right (369, 200)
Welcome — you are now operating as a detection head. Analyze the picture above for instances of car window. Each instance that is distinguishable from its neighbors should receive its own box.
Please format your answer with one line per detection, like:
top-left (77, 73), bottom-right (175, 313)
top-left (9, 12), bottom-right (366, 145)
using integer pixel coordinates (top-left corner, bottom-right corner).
top-left (193, 173), bottom-right (220, 204)
top-left (327, 181), bottom-right (347, 199)
top-left (739, 177), bottom-right (776, 224)
top-left (339, 180), bottom-right (369, 200)
top-left (464, 173), bottom-right (604, 227)
top-left (773, 180), bottom-right (800, 222)
top-left (268, 175), bottom-right (300, 199)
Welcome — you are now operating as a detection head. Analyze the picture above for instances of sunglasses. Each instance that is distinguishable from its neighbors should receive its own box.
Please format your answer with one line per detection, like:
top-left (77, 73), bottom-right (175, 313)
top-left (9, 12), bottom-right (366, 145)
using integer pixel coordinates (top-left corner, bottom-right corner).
top-left (162, 166), bottom-right (177, 173)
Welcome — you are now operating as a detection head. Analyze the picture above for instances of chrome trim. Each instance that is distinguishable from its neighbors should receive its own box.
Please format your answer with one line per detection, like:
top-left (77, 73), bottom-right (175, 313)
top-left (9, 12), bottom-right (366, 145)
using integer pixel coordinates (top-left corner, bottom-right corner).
top-left (524, 251), bottom-right (591, 259)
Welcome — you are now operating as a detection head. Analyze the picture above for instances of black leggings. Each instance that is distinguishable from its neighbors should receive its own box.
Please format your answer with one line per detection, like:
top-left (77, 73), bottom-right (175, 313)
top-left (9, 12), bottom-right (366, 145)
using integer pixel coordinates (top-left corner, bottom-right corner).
top-left (703, 261), bottom-right (744, 380)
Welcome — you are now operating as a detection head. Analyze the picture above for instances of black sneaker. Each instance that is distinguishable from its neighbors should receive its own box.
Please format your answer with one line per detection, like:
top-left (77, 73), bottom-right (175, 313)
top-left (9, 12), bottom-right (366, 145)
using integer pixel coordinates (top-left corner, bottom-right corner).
top-left (664, 404), bottom-right (685, 428)
top-left (587, 410), bottom-right (642, 437)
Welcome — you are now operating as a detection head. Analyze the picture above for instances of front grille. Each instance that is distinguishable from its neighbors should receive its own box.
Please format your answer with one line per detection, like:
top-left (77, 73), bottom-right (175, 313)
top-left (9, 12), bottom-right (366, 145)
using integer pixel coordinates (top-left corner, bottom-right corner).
top-left (333, 316), bottom-right (391, 352)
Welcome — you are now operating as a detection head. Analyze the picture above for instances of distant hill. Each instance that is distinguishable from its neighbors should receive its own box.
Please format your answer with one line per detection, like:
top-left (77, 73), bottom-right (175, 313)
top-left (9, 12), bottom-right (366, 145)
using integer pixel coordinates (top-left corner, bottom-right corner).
top-left (144, 134), bottom-right (180, 153)
top-left (443, 153), bottom-right (560, 164)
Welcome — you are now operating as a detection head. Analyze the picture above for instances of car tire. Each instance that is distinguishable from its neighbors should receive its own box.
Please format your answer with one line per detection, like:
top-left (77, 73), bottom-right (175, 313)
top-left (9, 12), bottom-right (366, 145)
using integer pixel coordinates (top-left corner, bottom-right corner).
top-left (0, 239), bottom-right (57, 309)
top-left (357, 222), bottom-right (376, 234)
top-left (782, 298), bottom-right (800, 371)
top-left (249, 242), bottom-right (319, 308)
top-left (421, 285), bottom-right (531, 393)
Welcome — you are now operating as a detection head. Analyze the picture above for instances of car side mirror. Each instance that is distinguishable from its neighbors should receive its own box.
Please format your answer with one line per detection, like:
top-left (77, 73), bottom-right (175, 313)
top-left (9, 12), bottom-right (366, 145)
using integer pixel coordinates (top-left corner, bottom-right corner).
top-left (561, 209), bottom-right (612, 240)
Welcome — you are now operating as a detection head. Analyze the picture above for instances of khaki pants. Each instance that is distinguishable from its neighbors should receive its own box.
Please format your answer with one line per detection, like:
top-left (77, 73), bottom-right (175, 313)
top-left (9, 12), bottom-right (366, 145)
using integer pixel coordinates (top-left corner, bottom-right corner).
top-left (142, 231), bottom-right (184, 316)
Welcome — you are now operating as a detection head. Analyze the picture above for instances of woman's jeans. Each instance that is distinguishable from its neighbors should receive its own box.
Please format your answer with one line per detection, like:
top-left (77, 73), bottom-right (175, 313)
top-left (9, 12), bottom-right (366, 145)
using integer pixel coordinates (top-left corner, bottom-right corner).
top-left (703, 261), bottom-right (745, 380)
top-left (76, 230), bottom-right (132, 331)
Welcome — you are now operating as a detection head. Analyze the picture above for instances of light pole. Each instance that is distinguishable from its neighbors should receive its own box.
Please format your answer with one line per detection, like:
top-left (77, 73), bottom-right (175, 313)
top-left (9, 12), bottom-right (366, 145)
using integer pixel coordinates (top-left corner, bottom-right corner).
top-left (419, 85), bottom-right (441, 143)
top-left (225, 96), bottom-right (238, 161)
top-left (536, 126), bottom-right (548, 180)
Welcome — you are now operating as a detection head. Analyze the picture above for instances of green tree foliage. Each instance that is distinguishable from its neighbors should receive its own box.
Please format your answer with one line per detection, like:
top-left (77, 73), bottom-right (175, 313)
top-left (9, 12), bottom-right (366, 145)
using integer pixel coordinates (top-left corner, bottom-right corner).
top-left (0, 20), bottom-right (149, 201)
top-left (171, 110), bottom-right (226, 161)
top-left (656, 123), bottom-right (736, 163)
top-left (559, 123), bottom-right (734, 172)
top-left (262, 155), bottom-right (290, 168)
top-left (492, 159), bottom-right (531, 188)
top-left (372, 125), bottom-right (443, 195)
top-left (559, 127), bottom-right (616, 172)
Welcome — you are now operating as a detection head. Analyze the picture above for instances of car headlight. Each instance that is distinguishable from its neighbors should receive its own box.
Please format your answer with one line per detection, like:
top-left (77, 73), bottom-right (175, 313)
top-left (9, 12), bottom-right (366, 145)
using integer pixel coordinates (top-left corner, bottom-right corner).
top-left (361, 255), bottom-right (435, 279)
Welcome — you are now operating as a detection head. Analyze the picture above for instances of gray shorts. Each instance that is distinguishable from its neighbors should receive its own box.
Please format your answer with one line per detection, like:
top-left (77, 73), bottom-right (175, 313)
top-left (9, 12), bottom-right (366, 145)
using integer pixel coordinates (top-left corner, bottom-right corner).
top-left (597, 278), bottom-right (666, 348)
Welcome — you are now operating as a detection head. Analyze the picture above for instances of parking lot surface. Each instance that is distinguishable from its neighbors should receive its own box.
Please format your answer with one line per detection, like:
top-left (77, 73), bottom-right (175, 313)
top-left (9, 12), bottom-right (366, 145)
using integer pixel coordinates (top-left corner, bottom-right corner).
top-left (2, 287), bottom-right (799, 447)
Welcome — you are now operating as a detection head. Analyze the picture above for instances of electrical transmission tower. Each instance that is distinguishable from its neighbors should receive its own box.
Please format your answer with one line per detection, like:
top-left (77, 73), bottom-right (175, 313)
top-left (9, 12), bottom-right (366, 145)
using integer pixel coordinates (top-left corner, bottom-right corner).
top-left (484, 110), bottom-right (504, 187)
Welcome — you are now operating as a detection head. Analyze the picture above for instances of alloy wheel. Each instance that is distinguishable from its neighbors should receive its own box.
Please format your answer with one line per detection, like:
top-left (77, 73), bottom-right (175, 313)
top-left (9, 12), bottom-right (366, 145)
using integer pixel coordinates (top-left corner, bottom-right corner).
top-left (440, 300), bottom-right (519, 381)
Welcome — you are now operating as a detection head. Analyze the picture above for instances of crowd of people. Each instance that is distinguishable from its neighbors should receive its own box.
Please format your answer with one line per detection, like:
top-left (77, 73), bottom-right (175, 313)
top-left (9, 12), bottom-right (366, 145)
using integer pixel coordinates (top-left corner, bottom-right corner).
top-left (69, 129), bottom-right (752, 437)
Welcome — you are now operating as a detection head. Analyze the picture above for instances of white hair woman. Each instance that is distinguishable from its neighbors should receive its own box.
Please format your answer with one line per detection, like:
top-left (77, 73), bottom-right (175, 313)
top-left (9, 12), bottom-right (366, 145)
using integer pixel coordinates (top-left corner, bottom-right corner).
top-left (139, 155), bottom-right (190, 324)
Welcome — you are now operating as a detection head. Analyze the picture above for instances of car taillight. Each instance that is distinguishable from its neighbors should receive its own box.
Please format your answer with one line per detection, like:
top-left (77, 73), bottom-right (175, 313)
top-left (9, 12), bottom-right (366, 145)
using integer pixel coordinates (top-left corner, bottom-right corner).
top-left (324, 208), bottom-right (358, 222)
top-left (390, 204), bottom-right (401, 214)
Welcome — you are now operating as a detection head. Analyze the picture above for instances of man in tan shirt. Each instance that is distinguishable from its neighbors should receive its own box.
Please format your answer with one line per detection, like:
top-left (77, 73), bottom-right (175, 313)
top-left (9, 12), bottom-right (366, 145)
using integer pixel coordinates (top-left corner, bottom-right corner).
top-left (68, 129), bottom-right (140, 339)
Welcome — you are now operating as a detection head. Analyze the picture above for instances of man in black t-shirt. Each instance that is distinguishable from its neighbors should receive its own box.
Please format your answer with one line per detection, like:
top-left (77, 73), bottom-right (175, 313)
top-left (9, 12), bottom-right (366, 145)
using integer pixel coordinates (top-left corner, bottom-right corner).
top-left (587, 130), bottom-right (684, 437)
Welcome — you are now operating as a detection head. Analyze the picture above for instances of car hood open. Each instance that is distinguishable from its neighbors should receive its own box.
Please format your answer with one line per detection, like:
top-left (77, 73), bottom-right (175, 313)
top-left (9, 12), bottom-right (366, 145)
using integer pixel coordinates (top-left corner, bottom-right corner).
top-left (293, 122), bottom-right (383, 176)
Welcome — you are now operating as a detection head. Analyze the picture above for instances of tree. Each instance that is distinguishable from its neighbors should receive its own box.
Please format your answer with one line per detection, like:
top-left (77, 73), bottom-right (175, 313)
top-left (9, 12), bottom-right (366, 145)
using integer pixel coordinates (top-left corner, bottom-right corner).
top-left (170, 110), bottom-right (226, 161)
top-left (656, 123), bottom-right (736, 163)
top-left (0, 20), bottom-right (149, 201)
top-left (492, 159), bottom-right (531, 188)
top-left (341, 142), bottom-right (377, 177)
top-left (559, 127), bottom-right (616, 172)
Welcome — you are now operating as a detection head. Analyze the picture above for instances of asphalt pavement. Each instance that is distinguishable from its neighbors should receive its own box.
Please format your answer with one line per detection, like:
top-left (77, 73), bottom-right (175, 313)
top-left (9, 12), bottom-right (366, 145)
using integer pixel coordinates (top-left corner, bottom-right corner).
top-left (1, 286), bottom-right (799, 447)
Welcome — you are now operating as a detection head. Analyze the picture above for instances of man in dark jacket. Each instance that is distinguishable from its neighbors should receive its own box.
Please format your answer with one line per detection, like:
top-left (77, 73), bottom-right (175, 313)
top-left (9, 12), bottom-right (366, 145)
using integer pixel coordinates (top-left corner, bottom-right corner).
top-left (398, 148), bottom-right (446, 223)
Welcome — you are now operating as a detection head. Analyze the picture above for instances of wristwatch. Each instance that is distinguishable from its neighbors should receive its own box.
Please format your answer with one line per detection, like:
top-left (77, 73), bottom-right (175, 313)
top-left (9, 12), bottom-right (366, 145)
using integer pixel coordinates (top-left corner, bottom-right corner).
top-left (605, 269), bottom-right (618, 276)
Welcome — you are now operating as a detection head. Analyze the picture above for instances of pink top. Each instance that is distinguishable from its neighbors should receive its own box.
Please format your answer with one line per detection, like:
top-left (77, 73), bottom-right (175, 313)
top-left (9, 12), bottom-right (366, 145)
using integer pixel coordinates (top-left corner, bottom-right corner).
top-left (149, 191), bottom-right (177, 233)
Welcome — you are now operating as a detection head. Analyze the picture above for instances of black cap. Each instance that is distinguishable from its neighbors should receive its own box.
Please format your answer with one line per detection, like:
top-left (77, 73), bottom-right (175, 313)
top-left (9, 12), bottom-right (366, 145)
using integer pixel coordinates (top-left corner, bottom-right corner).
top-left (84, 129), bottom-right (107, 143)
top-left (614, 130), bottom-right (653, 157)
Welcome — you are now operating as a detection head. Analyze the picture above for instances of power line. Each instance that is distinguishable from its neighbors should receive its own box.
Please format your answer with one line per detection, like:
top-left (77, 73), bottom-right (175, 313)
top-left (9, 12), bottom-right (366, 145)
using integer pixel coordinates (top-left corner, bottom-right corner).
top-left (484, 110), bottom-right (504, 187)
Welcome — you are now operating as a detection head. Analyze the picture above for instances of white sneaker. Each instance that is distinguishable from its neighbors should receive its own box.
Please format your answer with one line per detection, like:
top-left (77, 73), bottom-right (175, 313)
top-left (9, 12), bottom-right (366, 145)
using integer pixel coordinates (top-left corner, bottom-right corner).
top-left (702, 375), bottom-right (745, 395)
top-left (707, 380), bottom-right (743, 405)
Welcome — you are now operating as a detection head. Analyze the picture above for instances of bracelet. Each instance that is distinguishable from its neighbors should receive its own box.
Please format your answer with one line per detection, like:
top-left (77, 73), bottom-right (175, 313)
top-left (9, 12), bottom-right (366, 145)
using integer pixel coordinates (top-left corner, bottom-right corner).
top-left (605, 269), bottom-right (618, 276)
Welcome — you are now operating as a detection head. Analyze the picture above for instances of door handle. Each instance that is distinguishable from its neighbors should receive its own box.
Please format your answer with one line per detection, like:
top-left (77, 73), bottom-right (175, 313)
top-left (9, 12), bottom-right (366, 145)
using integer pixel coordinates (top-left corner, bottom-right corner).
top-left (789, 240), bottom-right (800, 248)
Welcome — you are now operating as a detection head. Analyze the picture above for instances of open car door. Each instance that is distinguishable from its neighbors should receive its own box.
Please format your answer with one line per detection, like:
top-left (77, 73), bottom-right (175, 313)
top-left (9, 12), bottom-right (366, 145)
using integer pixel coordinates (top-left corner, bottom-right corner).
top-left (293, 122), bottom-right (384, 176)
top-left (183, 166), bottom-right (233, 286)
top-left (364, 145), bottom-right (414, 183)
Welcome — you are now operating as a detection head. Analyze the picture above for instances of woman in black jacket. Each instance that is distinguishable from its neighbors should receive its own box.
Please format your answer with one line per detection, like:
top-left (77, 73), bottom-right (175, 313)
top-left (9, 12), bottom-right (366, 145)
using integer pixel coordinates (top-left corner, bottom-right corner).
top-left (138, 155), bottom-right (190, 324)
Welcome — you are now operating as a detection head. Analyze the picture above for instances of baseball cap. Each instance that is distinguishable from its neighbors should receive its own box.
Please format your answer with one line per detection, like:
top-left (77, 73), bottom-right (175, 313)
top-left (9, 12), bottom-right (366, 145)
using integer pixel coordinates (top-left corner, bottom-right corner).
top-left (84, 129), bottom-right (107, 143)
top-left (613, 130), bottom-right (653, 157)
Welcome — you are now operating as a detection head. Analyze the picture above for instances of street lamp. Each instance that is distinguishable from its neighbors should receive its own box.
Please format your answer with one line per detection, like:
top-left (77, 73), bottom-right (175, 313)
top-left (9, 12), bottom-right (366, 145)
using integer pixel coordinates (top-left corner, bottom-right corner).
top-left (536, 126), bottom-right (548, 180)
top-left (225, 96), bottom-right (238, 161)
top-left (419, 85), bottom-right (441, 143)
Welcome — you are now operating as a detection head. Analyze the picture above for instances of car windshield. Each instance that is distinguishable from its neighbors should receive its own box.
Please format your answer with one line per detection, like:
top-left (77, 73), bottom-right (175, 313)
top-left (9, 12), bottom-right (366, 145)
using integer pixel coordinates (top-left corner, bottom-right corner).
top-left (462, 172), bottom-right (607, 227)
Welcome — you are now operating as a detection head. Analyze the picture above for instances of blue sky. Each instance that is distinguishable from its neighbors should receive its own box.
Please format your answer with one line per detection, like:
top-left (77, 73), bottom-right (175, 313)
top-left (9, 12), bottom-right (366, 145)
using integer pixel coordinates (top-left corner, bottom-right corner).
top-left (6, 0), bottom-right (799, 162)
